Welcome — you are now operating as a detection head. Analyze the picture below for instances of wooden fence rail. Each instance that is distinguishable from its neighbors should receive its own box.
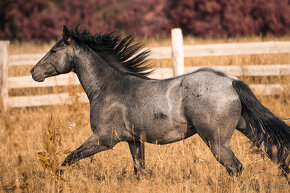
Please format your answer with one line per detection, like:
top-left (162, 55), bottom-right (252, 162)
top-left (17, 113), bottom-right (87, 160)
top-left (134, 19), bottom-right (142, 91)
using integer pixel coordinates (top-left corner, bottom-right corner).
top-left (1, 28), bottom-right (290, 110)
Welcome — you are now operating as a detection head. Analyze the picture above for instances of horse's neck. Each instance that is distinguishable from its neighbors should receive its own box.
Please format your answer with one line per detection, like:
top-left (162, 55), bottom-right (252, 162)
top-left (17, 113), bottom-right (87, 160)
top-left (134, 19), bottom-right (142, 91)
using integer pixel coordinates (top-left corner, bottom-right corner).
top-left (74, 50), bottom-right (118, 101)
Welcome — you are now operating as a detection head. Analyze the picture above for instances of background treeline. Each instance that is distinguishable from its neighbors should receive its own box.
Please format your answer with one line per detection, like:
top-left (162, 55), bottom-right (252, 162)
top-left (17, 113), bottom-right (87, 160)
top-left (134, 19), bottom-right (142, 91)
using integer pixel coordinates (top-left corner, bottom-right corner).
top-left (0, 0), bottom-right (289, 41)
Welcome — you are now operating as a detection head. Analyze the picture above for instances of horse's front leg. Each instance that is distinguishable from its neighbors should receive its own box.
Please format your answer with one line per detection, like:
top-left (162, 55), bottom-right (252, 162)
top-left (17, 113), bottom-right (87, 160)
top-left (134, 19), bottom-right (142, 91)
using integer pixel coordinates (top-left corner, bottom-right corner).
top-left (128, 141), bottom-right (145, 174)
top-left (61, 133), bottom-right (114, 167)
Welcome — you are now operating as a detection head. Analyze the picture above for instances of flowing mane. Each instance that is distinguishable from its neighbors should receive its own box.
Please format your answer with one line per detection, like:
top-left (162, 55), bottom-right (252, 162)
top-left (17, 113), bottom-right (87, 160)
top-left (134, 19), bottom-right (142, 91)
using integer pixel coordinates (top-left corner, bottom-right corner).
top-left (63, 25), bottom-right (153, 78)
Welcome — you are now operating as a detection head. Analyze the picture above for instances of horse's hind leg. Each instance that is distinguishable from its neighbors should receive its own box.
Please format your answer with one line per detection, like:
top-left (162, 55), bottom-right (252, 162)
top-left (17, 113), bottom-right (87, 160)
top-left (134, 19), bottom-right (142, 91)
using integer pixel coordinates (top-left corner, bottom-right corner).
top-left (196, 124), bottom-right (243, 176)
top-left (61, 133), bottom-right (113, 167)
top-left (128, 141), bottom-right (145, 174)
top-left (208, 139), bottom-right (243, 176)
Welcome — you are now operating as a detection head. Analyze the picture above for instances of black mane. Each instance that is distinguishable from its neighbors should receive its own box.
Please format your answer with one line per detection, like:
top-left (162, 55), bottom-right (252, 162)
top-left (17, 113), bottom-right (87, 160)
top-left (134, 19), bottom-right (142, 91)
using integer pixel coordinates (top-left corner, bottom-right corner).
top-left (63, 25), bottom-right (153, 78)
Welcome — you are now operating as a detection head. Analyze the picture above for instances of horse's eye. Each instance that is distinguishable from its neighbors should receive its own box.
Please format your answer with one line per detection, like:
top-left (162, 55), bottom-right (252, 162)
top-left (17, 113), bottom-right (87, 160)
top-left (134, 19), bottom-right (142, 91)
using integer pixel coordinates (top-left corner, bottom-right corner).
top-left (51, 50), bottom-right (56, 54)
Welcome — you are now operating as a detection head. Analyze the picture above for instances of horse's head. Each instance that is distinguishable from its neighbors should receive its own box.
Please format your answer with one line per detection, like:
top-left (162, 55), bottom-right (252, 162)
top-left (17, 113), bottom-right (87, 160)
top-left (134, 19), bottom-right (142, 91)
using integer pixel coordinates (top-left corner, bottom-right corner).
top-left (31, 25), bottom-right (76, 82)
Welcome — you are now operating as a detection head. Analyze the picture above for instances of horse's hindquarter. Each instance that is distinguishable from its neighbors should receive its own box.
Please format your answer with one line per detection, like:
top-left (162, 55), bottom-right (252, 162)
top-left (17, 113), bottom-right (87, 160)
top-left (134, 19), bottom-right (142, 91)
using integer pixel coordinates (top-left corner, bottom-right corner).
top-left (181, 70), bottom-right (242, 140)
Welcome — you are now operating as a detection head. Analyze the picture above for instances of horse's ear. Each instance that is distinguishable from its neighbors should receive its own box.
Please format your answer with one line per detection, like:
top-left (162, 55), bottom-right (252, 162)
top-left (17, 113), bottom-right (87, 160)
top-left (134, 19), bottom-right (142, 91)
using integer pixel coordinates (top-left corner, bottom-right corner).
top-left (63, 25), bottom-right (69, 34)
top-left (63, 25), bottom-right (70, 43)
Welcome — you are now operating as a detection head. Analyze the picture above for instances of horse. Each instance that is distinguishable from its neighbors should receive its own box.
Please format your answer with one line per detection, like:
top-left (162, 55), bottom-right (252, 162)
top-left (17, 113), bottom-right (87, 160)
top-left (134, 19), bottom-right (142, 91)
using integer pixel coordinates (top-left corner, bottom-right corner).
top-left (30, 25), bottom-right (290, 182)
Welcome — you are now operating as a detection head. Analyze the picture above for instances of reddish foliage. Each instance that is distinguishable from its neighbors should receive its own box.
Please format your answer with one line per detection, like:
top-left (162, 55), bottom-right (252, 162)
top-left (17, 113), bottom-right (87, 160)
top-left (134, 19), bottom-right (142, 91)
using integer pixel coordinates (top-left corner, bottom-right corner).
top-left (57, 0), bottom-right (117, 34)
top-left (1, 0), bottom-right (60, 41)
top-left (167, 0), bottom-right (290, 36)
top-left (0, 0), bottom-right (289, 41)
top-left (0, 0), bottom-right (118, 41)
top-left (112, 0), bottom-right (171, 37)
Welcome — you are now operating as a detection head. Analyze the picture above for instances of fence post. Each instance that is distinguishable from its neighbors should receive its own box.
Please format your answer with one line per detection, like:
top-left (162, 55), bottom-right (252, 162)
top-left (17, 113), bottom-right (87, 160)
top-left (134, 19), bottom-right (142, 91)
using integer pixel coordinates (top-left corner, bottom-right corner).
top-left (171, 28), bottom-right (184, 76)
top-left (0, 41), bottom-right (9, 111)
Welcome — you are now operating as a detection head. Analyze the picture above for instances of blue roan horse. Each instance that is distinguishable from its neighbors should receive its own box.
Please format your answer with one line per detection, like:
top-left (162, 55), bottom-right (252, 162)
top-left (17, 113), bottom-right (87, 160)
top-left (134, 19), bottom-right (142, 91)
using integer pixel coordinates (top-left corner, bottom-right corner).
top-left (31, 26), bottom-right (290, 183)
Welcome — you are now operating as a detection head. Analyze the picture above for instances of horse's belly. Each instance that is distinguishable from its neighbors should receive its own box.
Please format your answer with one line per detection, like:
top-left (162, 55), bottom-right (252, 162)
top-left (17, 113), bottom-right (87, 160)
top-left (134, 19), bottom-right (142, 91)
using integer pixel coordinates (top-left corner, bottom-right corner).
top-left (145, 124), bottom-right (196, 145)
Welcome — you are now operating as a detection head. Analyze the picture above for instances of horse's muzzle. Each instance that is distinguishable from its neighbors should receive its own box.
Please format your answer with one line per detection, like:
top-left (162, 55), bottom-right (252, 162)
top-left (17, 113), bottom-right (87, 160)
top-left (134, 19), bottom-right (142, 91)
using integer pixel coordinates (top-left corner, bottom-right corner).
top-left (30, 67), bottom-right (45, 82)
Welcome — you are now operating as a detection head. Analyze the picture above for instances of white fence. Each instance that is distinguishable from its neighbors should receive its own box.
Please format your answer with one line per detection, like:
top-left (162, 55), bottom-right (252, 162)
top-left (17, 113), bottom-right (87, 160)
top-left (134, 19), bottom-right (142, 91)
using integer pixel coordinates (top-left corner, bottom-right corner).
top-left (1, 28), bottom-right (290, 110)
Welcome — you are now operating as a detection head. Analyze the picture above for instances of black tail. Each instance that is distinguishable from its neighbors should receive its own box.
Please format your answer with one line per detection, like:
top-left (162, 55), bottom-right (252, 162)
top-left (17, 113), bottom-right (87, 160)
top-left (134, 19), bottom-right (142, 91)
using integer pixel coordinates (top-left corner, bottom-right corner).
top-left (232, 80), bottom-right (289, 169)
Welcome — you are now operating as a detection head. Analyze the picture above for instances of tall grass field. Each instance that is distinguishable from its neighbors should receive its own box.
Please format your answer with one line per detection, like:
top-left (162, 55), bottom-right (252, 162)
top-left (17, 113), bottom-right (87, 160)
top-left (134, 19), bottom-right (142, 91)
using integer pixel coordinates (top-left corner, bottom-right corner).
top-left (1, 36), bottom-right (290, 192)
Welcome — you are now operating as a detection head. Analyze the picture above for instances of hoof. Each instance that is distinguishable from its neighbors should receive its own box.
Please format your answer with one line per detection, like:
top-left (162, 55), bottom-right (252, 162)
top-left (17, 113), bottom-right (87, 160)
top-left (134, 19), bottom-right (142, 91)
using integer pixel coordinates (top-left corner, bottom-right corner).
top-left (226, 162), bottom-right (243, 177)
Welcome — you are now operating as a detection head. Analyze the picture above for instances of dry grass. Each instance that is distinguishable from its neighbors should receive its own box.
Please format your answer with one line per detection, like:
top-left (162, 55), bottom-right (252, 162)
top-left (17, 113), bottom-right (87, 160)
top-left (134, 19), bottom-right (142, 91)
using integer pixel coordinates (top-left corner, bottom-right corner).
top-left (1, 36), bottom-right (290, 193)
